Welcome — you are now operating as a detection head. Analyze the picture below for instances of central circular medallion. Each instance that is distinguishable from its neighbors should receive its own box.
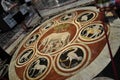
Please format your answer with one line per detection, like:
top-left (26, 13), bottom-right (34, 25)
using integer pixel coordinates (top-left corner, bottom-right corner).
top-left (37, 23), bottom-right (77, 54)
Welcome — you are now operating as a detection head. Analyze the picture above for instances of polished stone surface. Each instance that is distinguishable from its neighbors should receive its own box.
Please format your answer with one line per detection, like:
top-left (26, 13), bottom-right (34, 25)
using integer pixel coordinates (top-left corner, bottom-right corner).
top-left (9, 7), bottom-right (120, 80)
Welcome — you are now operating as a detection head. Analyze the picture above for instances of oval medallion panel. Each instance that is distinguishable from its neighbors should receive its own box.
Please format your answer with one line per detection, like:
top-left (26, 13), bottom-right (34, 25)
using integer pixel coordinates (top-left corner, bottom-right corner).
top-left (37, 23), bottom-right (77, 54)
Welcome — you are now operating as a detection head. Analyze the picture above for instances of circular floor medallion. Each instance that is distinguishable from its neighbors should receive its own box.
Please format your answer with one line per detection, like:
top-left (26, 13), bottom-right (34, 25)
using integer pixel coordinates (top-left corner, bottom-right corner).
top-left (76, 10), bottom-right (98, 24)
top-left (25, 57), bottom-right (51, 80)
top-left (54, 43), bottom-right (91, 76)
top-left (25, 34), bottom-right (39, 47)
top-left (59, 12), bottom-right (76, 22)
top-left (16, 48), bottom-right (35, 67)
top-left (78, 23), bottom-right (106, 43)
top-left (41, 21), bottom-right (55, 30)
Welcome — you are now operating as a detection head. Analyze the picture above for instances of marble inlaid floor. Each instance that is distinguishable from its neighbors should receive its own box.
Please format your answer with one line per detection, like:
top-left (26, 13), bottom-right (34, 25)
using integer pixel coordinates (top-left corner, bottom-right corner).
top-left (9, 7), bottom-right (120, 80)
